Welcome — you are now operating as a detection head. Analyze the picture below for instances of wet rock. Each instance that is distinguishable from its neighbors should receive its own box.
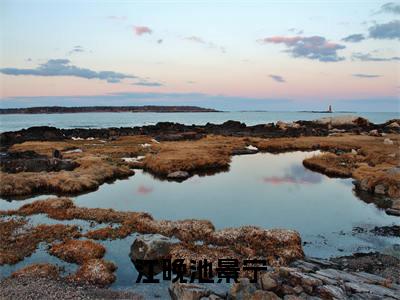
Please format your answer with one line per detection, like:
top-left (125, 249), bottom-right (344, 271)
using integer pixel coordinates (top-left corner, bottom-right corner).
top-left (130, 234), bottom-right (179, 275)
top-left (386, 208), bottom-right (400, 216)
top-left (49, 239), bottom-right (106, 264)
top-left (167, 170), bottom-right (190, 180)
top-left (11, 263), bottom-right (60, 279)
top-left (69, 259), bottom-right (117, 287)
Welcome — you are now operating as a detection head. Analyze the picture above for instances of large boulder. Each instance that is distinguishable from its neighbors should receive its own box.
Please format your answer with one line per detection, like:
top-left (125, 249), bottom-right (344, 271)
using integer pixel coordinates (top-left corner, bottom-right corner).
top-left (130, 234), bottom-right (180, 275)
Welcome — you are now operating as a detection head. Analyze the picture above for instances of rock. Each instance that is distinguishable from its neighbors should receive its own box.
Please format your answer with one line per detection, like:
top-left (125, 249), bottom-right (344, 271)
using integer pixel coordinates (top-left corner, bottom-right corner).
top-left (276, 121), bottom-right (288, 130)
top-left (0, 153), bottom-right (79, 173)
top-left (69, 259), bottom-right (117, 287)
top-left (387, 167), bottom-right (400, 175)
top-left (374, 184), bottom-right (387, 195)
top-left (317, 285), bottom-right (346, 299)
top-left (386, 121), bottom-right (400, 128)
top-left (259, 273), bottom-right (278, 291)
top-left (130, 234), bottom-right (180, 275)
top-left (11, 263), bottom-right (60, 279)
top-left (316, 116), bottom-right (369, 126)
top-left (167, 171), bottom-right (190, 180)
top-left (368, 129), bottom-right (380, 137)
top-left (230, 278), bottom-right (258, 300)
top-left (251, 290), bottom-right (281, 300)
top-left (386, 208), bottom-right (400, 216)
top-left (283, 296), bottom-right (300, 300)
top-left (383, 138), bottom-right (394, 145)
top-left (169, 282), bottom-right (210, 300)
top-left (232, 148), bottom-right (258, 155)
top-left (49, 239), bottom-right (105, 264)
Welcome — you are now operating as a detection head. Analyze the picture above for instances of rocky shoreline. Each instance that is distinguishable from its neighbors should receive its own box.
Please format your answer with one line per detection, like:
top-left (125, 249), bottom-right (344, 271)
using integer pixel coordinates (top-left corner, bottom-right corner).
top-left (0, 116), bottom-right (399, 299)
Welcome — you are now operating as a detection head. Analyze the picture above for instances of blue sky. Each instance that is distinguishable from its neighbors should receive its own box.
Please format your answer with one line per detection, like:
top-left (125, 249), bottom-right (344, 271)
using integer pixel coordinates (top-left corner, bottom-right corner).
top-left (0, 0), bottom-right (399, 111)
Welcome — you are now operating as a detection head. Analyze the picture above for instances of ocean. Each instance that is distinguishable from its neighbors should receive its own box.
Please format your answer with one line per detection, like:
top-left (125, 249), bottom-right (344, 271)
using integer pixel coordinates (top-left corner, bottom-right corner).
top-left (0, 111), bottom-right (397, 132)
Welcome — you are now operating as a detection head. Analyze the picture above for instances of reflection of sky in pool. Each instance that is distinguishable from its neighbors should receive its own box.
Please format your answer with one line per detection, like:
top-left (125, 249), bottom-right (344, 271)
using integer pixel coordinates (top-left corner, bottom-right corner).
top-left (1, 151), bottom-right (399, 293)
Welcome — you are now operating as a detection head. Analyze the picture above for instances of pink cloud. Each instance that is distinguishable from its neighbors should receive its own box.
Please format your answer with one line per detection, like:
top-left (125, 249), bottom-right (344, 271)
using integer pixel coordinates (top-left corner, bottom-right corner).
top-left (137, 185), bottom-right (153, 195)
top-left (257, 35), bottom-right (345, 62)
top-left (134, 26), bottom-right (152, 36)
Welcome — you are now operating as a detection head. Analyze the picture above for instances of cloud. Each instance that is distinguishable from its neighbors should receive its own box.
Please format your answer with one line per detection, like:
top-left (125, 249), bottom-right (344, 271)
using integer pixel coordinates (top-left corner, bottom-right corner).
top-left (0, 59), bottom-right (136, 83)
top-left (269, 74), bottom-right (286, 83)
top-left (288, 28), bottom-right (303, 34)
top-left (258, 36), bottom-right (345, 62)
top-left (379, 2), bottom-right (400, 14)
top-left (368, 20), bottom-right (400, 39)
top-left (134, 26), bottom-right (152, 36)
top-left (342, 34), bottom-right (365, 43)
top-left (67, 45), bottom-right (85, 55)
top-left (263, 165), bottom-right (322, 185)
top-left (352, 73), bottom-right (381, 78)
top-left (183, 36), bottom-right (226, 53)
top-left (133, 80), bottom-right (163, 87)
top-left (351, 52), bottom-right (400, 61)
top-left (184, 36), bottom-right (206, 44)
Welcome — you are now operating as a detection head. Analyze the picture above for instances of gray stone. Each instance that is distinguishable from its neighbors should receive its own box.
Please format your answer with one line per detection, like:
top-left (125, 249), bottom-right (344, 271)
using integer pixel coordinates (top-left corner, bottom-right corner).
top-left (167, 170), bottom-right (190, 180)
top-left (387, 167), bottom-right (400, 176)
top-left (169, 282), bottom-right (210, 300)
top-left (130, 234), bottom-right (179, 275)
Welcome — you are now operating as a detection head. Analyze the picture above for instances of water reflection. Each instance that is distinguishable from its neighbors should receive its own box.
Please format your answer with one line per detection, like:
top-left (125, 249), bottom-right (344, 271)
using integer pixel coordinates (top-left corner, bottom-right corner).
top-left (262, 164), bottom-right (322, 185)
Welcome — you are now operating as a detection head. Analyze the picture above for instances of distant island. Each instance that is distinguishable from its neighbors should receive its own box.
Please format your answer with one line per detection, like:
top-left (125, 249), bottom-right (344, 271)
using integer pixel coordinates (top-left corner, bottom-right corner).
top-left (0, 106), bottom-right (220, 114)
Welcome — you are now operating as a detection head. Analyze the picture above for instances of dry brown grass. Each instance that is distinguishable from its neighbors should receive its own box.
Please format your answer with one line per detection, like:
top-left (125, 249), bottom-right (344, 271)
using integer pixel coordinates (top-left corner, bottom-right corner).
top-left (0, 155), bottom-right (134, 198)
top-left (50, 239), bottom-right (106, 264)
top-left (1, 198), bottom-right (304, 266)
top-left (142, 135), bottom-right (247, 176)
top-left (0, 217), bottom-right (81, 265)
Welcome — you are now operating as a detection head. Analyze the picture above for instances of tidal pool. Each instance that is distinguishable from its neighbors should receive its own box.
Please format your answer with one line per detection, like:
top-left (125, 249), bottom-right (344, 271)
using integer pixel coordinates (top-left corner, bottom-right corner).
top-left (1, 151), bottom-right (399, 294)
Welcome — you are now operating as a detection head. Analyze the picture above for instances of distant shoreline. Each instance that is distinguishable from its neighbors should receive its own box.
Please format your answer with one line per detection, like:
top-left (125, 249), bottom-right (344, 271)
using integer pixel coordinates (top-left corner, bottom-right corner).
top-left (0, 106), bottom-right (220, 114)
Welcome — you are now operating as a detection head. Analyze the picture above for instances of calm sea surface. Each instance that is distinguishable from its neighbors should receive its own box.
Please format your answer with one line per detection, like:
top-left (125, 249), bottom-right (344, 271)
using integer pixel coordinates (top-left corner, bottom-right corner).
top-left (0, 111), bottom-right (397, 132)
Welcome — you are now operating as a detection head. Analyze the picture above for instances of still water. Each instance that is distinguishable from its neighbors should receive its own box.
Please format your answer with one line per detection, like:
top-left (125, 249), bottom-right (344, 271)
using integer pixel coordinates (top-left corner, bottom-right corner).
top-left (1, 151), bottom-right (398, 291)
top-left (0, 111), bottom-right (397, 132)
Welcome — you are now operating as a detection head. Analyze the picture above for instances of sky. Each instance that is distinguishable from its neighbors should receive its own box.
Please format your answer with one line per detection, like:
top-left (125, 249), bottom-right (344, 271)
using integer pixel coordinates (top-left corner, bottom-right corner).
top-left (0, 0), bottom-right (399, 111)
